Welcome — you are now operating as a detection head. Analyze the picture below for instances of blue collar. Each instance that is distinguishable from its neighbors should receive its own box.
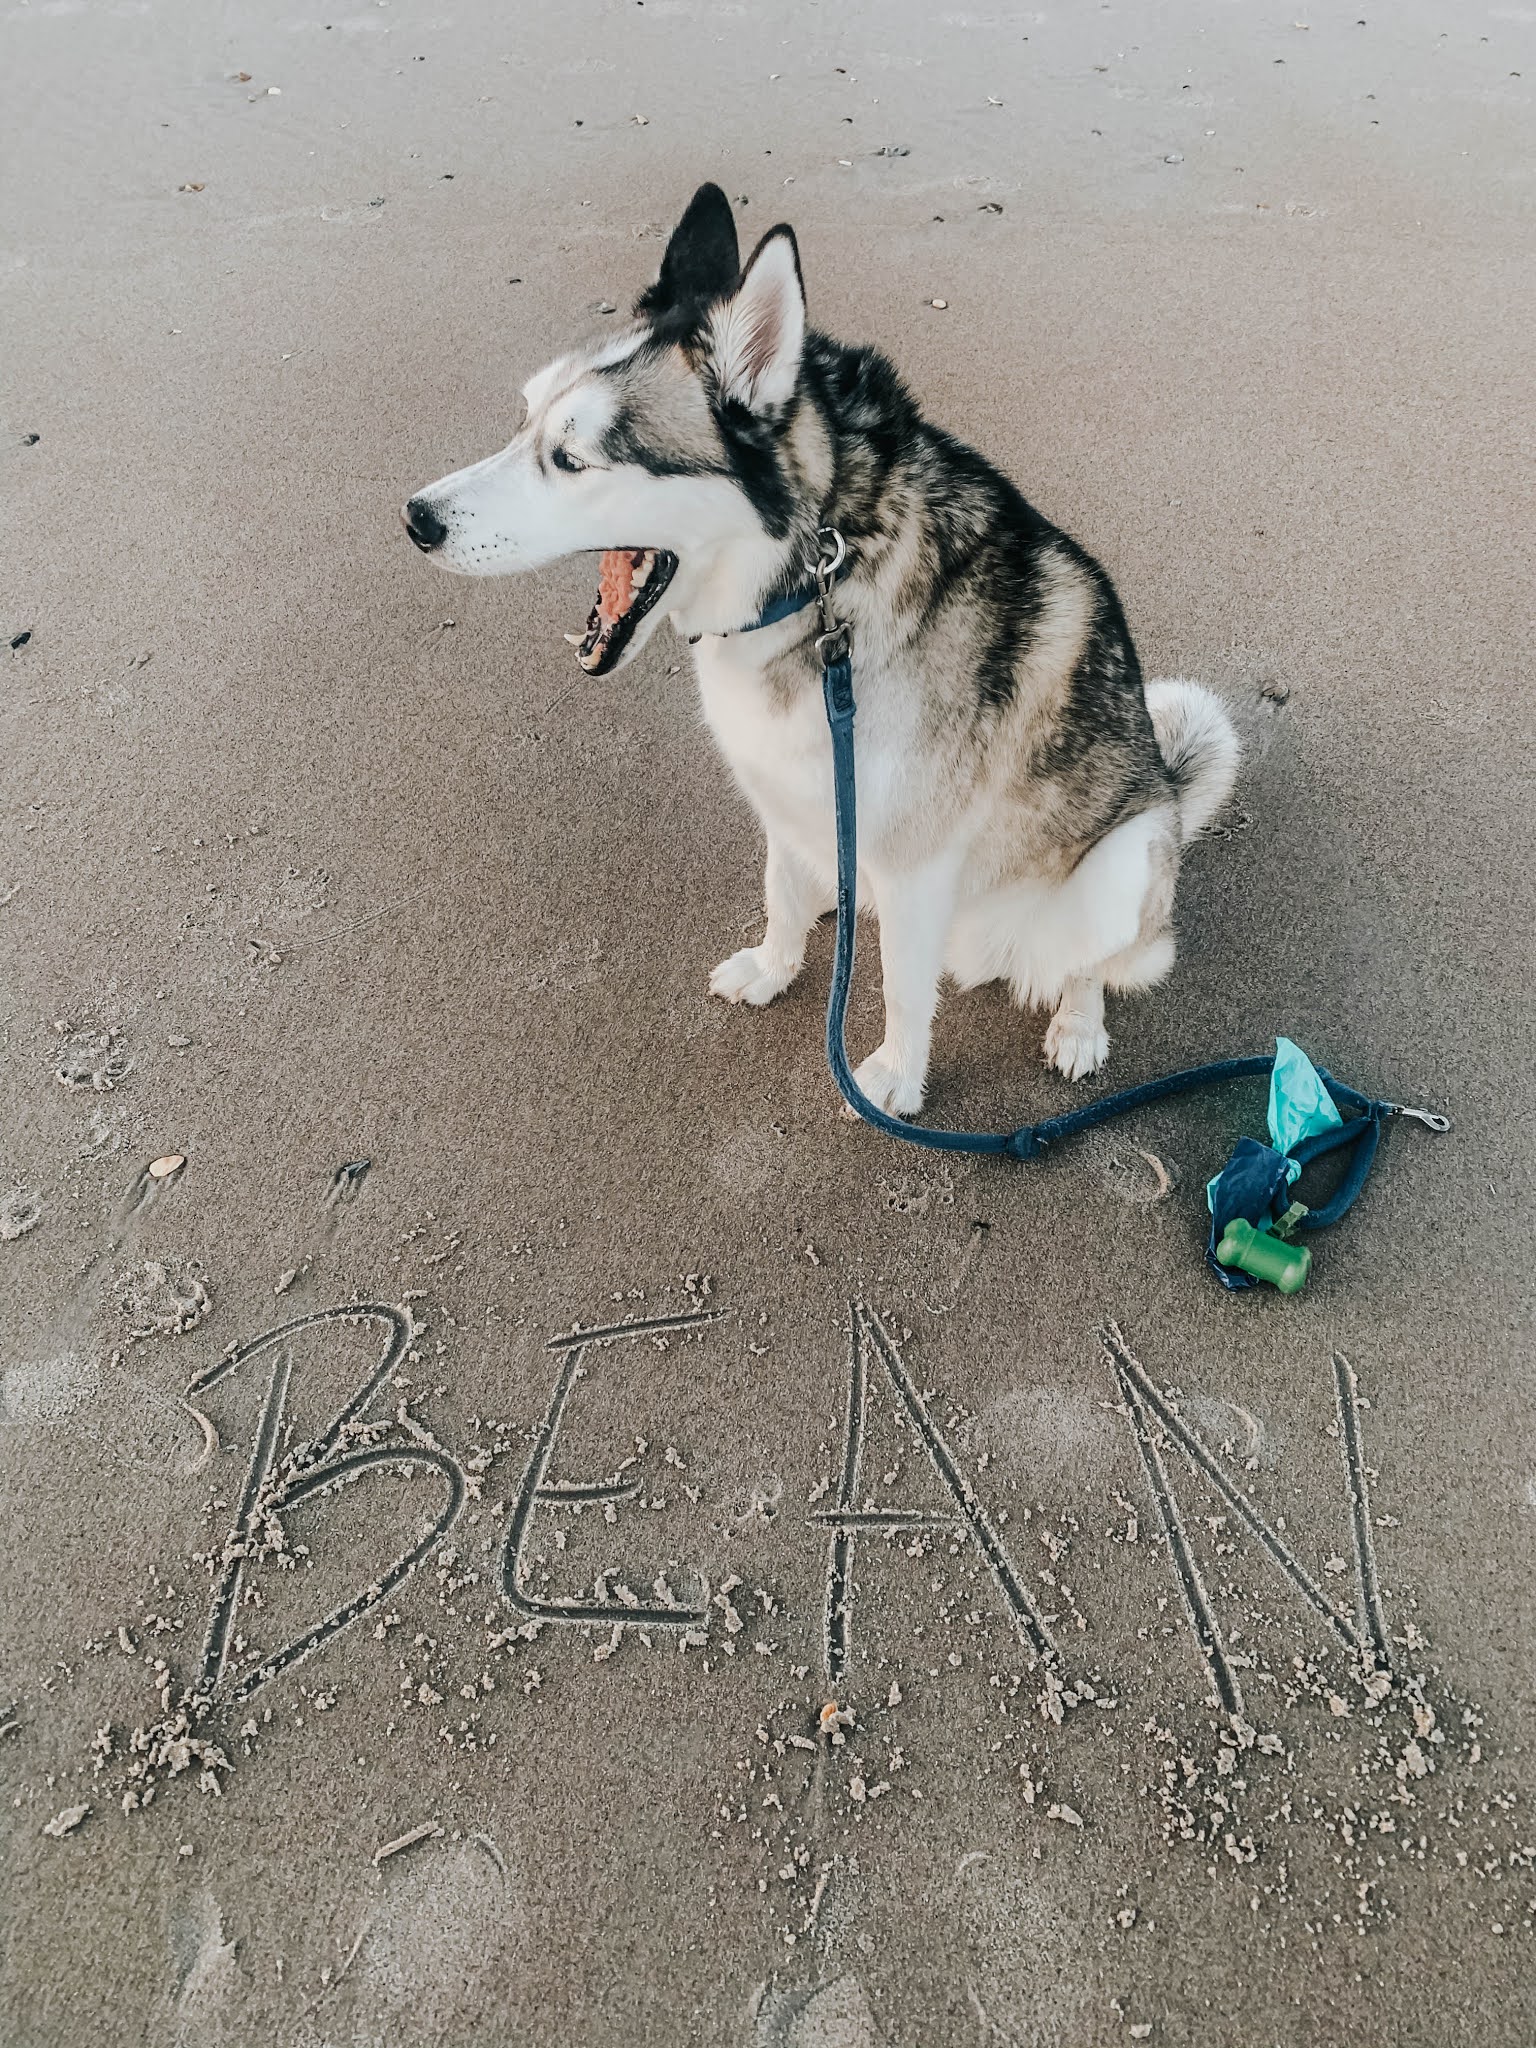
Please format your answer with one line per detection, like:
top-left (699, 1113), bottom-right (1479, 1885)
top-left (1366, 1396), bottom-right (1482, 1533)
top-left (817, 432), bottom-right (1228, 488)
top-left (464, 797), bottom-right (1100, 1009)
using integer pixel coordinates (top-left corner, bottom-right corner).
top-left (736, 559), bottom-right (852, 634)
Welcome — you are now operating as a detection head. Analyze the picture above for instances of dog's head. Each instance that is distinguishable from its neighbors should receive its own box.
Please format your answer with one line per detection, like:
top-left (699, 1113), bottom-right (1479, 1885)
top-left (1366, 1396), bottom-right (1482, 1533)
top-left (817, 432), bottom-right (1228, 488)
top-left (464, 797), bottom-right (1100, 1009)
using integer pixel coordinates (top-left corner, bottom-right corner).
top-left (402, 183), bottom-right (816, 674)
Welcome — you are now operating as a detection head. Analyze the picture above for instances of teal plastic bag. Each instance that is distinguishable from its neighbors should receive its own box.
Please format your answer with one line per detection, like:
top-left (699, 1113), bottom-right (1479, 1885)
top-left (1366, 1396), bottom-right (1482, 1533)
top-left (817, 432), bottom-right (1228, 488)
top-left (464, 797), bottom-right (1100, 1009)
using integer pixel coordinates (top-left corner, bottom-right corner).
top-left (1206, 1037), bottom-right (1344, 1213)
top-left (1267, 1035), bottom-right (1342, 1180)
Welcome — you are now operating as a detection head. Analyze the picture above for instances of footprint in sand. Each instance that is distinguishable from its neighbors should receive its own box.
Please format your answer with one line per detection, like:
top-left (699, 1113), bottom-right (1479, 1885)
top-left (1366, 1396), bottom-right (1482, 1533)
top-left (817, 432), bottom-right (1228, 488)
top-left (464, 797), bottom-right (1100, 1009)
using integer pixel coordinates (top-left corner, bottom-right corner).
top-left (1098, 1143), bottom-right (1178, 1206)
top-left (153, 1838), bottom-right (521, 2048)
top-left (750, 1974), bottom-right (880, 2048)
top-left (0, 1184), bottom-right (43, 1240)
top-left (953, 1855), bottom-right (1091, 2048)
top-left (165, 1891), bottom-right (245, 2048)
top-left (1, 1349), bottom-right (211, 1474)
top-left (117, 1260), bottom-right (213, 1341)
top-left (711, 1124), bottom-right (782, 1199)
top-left (973, 1383), bottom-right (1119, 1479)
top-left (303, 1833), bottom-right (520, 2046)
top-left (2, 1352), bottom-right (102, 1424)
top-left (53, 1026), bottom-right (131, 1092)
top-left (1183, 1393), bottom-right (1271, 1470)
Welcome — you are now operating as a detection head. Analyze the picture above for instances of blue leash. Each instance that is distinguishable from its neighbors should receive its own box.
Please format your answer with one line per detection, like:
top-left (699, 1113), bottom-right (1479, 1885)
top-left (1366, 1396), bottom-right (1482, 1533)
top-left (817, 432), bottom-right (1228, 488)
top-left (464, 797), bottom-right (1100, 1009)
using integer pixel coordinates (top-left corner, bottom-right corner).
top-left (765, 527), bottom-right (1449, 1212)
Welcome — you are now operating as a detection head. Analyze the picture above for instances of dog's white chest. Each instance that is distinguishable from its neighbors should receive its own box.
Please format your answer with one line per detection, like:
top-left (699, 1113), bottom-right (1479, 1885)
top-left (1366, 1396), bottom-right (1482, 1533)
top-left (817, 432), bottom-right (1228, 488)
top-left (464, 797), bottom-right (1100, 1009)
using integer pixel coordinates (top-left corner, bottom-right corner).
top-left (691, 633), bottom-right (835, 852)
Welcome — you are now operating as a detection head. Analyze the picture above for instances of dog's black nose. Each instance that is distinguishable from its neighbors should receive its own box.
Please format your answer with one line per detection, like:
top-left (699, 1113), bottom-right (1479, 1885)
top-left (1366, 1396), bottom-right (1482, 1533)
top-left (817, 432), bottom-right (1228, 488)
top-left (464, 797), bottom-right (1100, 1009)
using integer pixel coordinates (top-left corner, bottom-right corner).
top-left (402, 496), bottom-right (448, 552)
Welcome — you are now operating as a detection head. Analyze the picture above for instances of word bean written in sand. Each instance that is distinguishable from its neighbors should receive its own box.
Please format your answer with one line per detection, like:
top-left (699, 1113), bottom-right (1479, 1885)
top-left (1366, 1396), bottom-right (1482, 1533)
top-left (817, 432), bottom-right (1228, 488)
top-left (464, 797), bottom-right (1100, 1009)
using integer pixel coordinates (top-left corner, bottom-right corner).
top-left (188, 1300), bottom-right (1402, 1718)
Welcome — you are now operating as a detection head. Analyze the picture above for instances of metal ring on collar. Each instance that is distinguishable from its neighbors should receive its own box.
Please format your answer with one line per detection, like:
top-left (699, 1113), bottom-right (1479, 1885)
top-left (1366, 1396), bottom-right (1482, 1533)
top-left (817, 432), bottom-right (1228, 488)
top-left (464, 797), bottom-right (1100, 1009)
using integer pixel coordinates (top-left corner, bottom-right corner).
top-left (810, 527), bottom-right (847, 577)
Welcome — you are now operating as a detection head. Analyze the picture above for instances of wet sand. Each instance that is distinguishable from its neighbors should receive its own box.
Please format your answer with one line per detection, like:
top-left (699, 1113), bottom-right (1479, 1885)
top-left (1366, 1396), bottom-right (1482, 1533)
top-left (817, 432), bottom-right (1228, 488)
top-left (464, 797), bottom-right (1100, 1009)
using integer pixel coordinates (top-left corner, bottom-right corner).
top-left (2, 2), bottom-right (1533, 2042)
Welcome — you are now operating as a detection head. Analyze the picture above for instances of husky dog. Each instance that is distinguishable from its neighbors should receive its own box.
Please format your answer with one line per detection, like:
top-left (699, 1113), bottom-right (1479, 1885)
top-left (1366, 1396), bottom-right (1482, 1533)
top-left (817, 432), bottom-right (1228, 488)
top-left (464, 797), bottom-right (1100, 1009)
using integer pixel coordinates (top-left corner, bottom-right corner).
top-left (403, 183), bottom-right (1238, 1112)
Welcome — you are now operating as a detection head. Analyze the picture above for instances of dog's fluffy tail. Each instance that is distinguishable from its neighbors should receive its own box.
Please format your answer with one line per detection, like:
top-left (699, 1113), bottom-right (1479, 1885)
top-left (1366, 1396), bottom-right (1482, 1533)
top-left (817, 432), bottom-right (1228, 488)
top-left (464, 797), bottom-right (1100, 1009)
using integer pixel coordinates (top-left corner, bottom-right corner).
top-left (1146, 678), bottom-right (1241, 843)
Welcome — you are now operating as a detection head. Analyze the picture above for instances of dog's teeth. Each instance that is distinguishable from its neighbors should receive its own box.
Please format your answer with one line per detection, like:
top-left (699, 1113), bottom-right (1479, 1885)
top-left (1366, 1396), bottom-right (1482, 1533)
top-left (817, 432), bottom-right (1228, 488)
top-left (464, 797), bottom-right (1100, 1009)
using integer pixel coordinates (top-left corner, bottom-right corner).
top-left (563, 631), bottom-right (585, 645)
top-left (632, 560), bottom-right (650, 588)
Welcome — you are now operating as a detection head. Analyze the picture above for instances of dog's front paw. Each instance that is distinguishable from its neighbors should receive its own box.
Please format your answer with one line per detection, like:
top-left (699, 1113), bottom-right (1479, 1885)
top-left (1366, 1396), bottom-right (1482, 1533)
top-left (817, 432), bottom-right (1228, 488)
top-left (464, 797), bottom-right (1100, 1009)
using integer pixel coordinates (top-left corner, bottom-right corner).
top-left (709, 946), bottom-right (799, 1008)
top-left (1043, 1010), bottom-right (1109, 1083)
top-left (849, 1046), bottom-right (926, 1118)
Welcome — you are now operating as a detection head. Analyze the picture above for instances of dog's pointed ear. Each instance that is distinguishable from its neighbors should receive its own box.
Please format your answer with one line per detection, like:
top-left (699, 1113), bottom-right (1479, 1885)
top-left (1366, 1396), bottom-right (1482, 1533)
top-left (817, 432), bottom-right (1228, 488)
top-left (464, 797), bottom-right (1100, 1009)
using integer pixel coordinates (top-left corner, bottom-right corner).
top-left (707, 225), bottom-right (805, 414)
top-left (637, 182), bottom-right (741, 318)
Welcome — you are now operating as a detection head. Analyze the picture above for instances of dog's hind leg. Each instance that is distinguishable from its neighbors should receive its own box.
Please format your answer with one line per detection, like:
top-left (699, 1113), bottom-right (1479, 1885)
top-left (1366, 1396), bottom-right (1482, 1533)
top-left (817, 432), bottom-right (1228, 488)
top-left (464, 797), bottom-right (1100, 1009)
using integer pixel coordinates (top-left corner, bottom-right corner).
top-left (1044, 927), bottom-right (1175, 1080)
top-left (710, 835), bottom-right (832, 1007)
top-left (1030, 811), bottom-right (1177, 1081)
top-left (1043, 974), bottom-right (1108, 1082)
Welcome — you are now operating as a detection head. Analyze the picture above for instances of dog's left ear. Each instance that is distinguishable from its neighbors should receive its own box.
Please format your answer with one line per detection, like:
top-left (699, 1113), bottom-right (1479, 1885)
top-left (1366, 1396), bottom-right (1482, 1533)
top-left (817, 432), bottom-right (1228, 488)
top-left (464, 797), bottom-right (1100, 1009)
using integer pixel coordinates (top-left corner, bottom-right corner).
top-left (707, 226), bottom-right (805, 415)
top-left (638, 181), bottom-right (741, 318)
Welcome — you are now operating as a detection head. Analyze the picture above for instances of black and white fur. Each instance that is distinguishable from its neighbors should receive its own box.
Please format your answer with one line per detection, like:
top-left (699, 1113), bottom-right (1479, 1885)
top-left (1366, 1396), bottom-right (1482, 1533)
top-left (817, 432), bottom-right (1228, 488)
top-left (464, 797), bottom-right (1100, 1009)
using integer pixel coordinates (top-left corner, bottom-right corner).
top-left (404, 183), bottom-right (1239, 1111)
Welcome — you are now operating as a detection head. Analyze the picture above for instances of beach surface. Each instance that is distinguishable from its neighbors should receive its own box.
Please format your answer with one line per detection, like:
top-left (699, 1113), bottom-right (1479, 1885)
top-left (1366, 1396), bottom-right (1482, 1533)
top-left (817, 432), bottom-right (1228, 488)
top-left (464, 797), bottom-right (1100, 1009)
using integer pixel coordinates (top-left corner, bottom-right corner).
top-left (2, 2), bottom-right (1532, 2041)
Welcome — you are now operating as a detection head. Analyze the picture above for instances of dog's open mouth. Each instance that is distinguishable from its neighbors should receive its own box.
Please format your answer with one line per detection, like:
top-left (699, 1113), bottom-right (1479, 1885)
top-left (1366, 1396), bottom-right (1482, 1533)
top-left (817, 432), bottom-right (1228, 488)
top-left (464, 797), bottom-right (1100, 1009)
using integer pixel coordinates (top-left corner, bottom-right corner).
top-left (567, 548), bottom-right (678, 676)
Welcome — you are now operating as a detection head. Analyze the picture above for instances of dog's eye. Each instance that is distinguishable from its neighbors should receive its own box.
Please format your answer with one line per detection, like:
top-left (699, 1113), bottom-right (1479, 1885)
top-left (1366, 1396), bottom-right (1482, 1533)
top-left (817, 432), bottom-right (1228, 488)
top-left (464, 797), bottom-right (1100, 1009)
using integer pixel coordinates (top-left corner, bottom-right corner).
top-left (552, 447), bottom-right (587, 474)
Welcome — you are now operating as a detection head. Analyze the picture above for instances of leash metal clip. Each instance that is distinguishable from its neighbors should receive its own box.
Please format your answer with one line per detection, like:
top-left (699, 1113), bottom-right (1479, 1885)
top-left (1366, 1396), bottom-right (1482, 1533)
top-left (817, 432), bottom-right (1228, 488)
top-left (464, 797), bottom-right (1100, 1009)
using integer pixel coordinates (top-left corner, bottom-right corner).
top-left (1391, 1102), bottom-right (1452, 1133)
top-left (809, 525), bottom-right (850, 668)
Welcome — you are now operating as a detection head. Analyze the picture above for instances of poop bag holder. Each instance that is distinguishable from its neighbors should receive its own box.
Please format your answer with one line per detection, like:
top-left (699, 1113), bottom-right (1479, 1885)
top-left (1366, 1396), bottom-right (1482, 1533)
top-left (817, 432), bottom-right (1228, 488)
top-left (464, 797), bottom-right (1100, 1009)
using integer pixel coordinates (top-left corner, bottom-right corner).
top-left (1206, 1038), bottom-right (1382, 1290)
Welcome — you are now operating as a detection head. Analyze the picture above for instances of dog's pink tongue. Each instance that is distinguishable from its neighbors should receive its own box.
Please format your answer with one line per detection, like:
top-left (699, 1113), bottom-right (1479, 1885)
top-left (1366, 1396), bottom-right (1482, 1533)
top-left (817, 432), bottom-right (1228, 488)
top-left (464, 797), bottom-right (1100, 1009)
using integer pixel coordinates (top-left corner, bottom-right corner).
top-left (572, 549), bottom-right (655, 673)
top-left (596, 549), bottom-right (643, 627)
